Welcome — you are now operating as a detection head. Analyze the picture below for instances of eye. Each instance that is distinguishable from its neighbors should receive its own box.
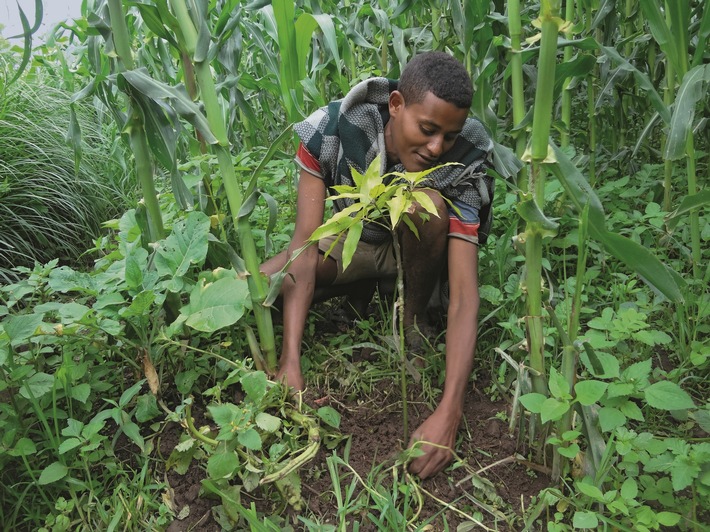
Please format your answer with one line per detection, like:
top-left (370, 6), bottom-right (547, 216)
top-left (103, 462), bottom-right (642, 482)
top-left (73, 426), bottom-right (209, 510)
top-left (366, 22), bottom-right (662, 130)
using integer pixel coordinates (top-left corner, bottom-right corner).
top-left (444, 134), bottom-right (458, 143)
top-left (419, 125), bottom-right (435, 136)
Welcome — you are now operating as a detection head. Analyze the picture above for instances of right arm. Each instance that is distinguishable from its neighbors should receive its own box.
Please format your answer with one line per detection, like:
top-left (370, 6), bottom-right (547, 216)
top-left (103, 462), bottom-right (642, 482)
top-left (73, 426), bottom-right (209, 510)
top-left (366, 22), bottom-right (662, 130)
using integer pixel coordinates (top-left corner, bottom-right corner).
top-left (275, 169), bottom-right (326, 390)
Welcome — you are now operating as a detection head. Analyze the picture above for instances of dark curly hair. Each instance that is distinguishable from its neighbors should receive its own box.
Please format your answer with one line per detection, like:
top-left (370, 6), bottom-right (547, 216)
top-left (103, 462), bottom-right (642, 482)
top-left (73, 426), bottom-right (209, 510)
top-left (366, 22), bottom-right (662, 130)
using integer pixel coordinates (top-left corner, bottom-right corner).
top-left (398, 51), bottom-right (473, 109)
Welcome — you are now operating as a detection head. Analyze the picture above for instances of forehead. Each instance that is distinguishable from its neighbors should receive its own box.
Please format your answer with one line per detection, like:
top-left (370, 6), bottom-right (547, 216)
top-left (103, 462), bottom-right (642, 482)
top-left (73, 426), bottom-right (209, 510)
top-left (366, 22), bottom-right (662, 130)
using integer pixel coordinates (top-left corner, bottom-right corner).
top-left (405, 92), bottom-right (468, 131)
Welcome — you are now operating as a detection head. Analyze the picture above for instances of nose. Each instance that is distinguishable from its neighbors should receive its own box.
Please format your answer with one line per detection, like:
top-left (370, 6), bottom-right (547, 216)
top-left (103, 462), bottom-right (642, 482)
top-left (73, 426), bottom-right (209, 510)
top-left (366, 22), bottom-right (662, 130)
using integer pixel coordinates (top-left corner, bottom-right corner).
top-left (426, 135), bottom-right (444, 158)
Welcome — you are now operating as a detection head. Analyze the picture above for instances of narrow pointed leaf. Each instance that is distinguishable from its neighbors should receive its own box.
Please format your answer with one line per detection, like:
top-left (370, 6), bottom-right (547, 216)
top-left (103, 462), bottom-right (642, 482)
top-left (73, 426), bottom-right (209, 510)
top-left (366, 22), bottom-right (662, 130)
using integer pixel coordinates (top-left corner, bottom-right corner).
top-left (118, 69), bottom-right (218, 144)
top-left (600, 46), bottom-right (670, 124)
top-left (639, 0), bottom-right (682, 73)
top-left (341, 221), bottom-right (363, 271)
top-left (665, 189), bottom-right (710, 232)
top-left (593, 231), bottom-right (684, 303)
top-left (664, 64), bottom-right (710, 160)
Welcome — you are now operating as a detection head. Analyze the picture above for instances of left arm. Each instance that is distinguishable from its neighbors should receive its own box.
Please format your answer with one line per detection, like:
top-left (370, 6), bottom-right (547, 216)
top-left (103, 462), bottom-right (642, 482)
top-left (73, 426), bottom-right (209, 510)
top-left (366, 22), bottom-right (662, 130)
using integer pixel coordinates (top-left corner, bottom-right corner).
top-left (408, 238), bottom-right (479, 479)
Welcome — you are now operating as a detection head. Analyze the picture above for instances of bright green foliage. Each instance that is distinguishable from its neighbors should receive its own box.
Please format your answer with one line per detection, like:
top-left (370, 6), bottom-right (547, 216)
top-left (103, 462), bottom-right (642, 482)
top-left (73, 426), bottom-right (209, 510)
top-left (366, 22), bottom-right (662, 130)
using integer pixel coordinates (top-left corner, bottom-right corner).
top-left (0, 0), bottom-right (708, 529)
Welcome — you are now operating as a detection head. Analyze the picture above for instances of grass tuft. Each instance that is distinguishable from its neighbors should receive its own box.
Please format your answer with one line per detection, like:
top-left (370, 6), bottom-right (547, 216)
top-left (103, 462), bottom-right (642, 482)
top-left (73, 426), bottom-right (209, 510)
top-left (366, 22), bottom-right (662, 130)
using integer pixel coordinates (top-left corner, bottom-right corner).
top-left (0, 74), bottom-right (134, 281)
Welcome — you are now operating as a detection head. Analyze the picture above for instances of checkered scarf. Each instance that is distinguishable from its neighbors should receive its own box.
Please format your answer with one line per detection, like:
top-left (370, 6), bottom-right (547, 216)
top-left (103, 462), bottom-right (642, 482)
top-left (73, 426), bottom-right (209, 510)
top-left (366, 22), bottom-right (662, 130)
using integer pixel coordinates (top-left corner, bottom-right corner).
top-left (294, 77), bottom-right (495, 244)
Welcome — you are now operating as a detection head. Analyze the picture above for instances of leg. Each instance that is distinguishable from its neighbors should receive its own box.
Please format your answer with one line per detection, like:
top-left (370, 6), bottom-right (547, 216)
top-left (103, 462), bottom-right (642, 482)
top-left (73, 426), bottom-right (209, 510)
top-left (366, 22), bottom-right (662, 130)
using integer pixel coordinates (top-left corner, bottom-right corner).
top-left (399, 189), bottom-right (449, 346)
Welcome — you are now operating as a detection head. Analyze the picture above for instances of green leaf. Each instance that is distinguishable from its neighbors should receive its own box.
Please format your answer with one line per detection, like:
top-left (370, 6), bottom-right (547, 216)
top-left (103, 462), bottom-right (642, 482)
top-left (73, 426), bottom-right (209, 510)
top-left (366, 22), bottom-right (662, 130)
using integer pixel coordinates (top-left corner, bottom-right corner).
top-left (117, 69), bottom-right (218, 144)
top-left (387, 190), bottom-right (409, 230)
top-left (240, 371), bottom-right (267, 402)
top-left (207, 449), bottom-right (239, 479)
top-left (120, 290), bottom-right (156, 319)
top-left (598, 407), bottom-right (626, 432)
top-left (4, 313), bottom-right (45, 344)
top-left (9, 437), bottom-right (36, 456)
top-left (575, 480), bottom-right (604, 502)
top-left (182, 275), bottom-right (249, 333)
top-left (639, 0), bottom-right (682, 75)
top-left (317, 406), bottom-right (341, 429)
top-left (619, 400), bottom-right (645, 422)
top-left (155, 212), bottom-right (211, 289)
top-left (595, 231), bottom-right (684, 303)
top-left (572, 510), bottom-right (599, 529)
top-left (58, 438), bottom-right (84, 455)
top-left (341, 221), bottom-right (363, 272)
top-left (70, 383), bottom-right (92, 404)
top-left (519, 393), bottom-right (547, 413)
top-left (255, 412), bottom-right (281, 433)
top-left (121, 421), bottom-right (145, 452)
top-left (19, 372), bottom-right (54, 400)
top-left (548, 367), bottom-right (570, 399)
top-left (666, 189), bottom-right (710, 232)
top-left (550, 145), bottom-right (684, 303)
top-left (580, 347), bottom-right (619, 379)
top-left (135, 394), bottom-right (162, 423)
top-left (574, 380), bottom-right (608, 406)
top-left (541, 398), bottom-right (570, 423)
top-left (664, 64), bottom-right (710, 160)
top-left (48, 267), bottom-right (98, 295)
top-left (208, 404), bottom-right (240, 428)
top-left (119, 380), bottom-right (145, 408)
top-left (670, 460), bottom-right (698, 491)
top-left (557, 443), bottom-right (580, 459)
top-left (517, 192), bottom-right (560, 235)
top-left (656, 512), bottom-right (681, 527)
top-left (620, 478), bottom-right (638, 500)
top-left (38, 462), bottom-right (68, 485)
top-left (644, 381), bottom-right (695, 411)
top-left (238, 428), bottom-right (262, 451)
top-left (623, 358), bottom-right (652, 382)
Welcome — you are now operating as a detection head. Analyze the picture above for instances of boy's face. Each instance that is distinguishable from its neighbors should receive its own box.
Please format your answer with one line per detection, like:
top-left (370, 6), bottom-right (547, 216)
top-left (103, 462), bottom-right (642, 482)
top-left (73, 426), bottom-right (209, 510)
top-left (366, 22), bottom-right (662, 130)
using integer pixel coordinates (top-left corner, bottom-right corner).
top-left (386, 90), bottom-right (468, 172)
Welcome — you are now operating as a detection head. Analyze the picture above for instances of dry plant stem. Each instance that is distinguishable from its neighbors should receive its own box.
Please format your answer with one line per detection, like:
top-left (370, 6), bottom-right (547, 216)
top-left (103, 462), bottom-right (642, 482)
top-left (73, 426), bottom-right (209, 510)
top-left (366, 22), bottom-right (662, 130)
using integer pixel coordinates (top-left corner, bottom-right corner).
top-left (414, 481), bottom-right (496, 532)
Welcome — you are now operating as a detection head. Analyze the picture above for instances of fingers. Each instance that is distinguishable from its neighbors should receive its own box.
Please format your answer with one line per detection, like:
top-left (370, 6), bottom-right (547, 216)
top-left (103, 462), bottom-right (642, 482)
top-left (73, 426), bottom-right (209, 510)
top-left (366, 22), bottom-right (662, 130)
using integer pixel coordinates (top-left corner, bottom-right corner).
top-left (407, 442), bottom-right (452, 479)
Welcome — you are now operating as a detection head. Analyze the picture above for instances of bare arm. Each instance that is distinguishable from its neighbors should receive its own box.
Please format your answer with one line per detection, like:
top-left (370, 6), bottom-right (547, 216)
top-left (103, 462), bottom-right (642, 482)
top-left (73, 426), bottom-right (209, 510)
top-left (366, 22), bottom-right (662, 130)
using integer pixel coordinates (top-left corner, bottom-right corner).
top-left (266, 170), bottom-right (326, 389)
top-left (408, 238), bottom-right (479, 478)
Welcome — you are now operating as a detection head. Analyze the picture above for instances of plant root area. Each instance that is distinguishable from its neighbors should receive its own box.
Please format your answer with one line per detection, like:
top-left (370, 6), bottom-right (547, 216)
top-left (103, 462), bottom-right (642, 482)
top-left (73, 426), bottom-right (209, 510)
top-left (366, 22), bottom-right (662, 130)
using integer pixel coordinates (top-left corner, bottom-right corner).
top-left (159, 305), bottom-right (549, 530)
top-left (160, 384), bottom-right (547, 531)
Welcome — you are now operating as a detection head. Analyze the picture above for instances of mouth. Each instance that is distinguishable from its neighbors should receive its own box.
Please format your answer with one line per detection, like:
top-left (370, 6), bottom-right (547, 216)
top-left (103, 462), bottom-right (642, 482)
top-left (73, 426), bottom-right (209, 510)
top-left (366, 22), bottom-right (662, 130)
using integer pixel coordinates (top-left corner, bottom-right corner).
top-left (415, 152), bottom-right (436, 167)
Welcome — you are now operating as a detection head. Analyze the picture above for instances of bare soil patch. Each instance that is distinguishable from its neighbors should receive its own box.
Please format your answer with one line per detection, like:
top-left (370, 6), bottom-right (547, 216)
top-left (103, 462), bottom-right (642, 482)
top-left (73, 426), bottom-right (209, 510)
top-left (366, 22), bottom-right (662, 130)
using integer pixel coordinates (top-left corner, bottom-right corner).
top-left (161, 303), bottom-right (548, 530)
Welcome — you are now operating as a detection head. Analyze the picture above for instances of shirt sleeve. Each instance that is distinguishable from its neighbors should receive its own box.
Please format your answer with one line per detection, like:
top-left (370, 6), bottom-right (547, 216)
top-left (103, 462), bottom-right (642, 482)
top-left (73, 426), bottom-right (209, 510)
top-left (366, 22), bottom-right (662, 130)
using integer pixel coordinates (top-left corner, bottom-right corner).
top-left (295, 142), bottom-right (323, 178)
top-left (448, 199), bottom-right (481, 245)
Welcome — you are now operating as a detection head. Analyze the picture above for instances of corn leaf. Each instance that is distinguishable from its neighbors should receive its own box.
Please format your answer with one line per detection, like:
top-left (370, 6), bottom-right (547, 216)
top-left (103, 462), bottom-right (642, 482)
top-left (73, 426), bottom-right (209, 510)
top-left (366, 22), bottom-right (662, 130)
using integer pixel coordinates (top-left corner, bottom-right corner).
top-left (118, 69), bottom-right (218, 144)
top-left (639, 0), bottom-right (683, 74)
top-left (663, 64), bottom-right (710, 161)
top-left (600, 46), bottom-right (670, 124)
top-left (295, 14), bottom-right (319, 80)
top-left (665, 189), bottom-right (710, 232)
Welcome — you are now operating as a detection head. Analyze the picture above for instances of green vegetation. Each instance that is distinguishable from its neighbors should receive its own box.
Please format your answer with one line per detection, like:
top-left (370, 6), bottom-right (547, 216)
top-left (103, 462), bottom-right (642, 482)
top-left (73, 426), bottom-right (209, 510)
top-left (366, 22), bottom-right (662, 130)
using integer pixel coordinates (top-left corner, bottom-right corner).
top-left (0, 0), bottom-right (708, 530)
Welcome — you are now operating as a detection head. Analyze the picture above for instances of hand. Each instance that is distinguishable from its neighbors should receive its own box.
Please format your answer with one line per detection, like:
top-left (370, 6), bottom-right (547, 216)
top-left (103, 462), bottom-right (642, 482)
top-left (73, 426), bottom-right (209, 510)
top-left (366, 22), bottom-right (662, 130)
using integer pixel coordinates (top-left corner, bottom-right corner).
top-left (275, 358), bottom-right (305, 392)
top-left (407, 408), bottom-right (461, 479)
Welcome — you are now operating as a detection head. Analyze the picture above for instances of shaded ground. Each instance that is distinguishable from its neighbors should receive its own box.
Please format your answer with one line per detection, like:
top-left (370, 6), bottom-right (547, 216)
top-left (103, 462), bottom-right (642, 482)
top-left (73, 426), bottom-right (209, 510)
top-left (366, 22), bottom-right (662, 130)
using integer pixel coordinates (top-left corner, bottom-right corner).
top-left (160, 302), bottom-right (549, 530)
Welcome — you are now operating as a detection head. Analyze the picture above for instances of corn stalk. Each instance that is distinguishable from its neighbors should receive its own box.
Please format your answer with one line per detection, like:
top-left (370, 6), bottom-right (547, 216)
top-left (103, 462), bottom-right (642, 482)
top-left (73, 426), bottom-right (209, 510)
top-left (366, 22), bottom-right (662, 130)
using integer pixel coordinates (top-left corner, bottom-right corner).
top-left (107, 0), bottom-right (164, 242)
top-left (523, 0), bottom-right (562, 399)
top-left (169, 0), bottom-right (277, 370)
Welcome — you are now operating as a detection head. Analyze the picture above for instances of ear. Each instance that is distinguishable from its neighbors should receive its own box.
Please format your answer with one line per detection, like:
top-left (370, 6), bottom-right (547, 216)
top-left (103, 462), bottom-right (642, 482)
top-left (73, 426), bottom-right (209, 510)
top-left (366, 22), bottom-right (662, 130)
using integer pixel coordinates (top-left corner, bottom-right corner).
top-left (389, 90), bottom-right (405, 117)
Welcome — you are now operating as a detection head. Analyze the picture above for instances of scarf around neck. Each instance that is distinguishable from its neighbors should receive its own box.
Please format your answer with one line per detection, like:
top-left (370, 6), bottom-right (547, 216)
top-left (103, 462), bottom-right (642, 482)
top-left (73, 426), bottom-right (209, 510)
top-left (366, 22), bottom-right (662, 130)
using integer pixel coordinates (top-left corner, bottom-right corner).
top-left (294, 77), bottom-right (495, 244)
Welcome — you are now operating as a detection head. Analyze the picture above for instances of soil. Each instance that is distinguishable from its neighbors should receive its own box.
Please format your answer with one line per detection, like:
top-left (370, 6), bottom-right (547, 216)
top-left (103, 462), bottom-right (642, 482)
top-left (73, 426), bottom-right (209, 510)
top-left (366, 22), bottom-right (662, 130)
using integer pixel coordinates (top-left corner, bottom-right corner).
top-left (159, 302), bottom-right (550, 531)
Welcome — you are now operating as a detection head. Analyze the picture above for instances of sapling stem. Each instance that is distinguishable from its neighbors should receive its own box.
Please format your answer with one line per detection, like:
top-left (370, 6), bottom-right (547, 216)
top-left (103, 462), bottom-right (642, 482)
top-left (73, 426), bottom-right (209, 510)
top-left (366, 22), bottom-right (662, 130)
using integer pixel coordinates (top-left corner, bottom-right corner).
top-left (391, 229), bottom-right (409, 442)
